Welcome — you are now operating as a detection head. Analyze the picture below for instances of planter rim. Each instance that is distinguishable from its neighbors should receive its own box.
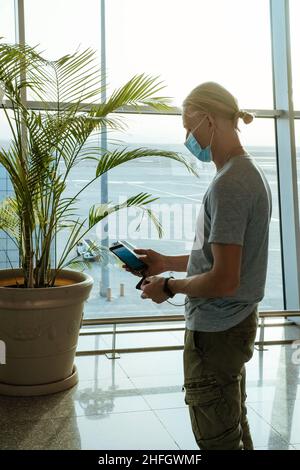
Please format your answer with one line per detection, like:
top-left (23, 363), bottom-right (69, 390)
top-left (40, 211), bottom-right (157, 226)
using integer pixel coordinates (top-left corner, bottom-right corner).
top-left (0, 268), bottom-right (94, 310)
top-left (0, 268), bottom-right (93, 290)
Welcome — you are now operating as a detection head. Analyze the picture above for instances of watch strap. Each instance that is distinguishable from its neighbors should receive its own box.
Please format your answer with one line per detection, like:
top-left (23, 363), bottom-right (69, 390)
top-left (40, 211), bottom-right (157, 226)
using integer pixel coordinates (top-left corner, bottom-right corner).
top-left (163, 276), bottom-right (175, 298)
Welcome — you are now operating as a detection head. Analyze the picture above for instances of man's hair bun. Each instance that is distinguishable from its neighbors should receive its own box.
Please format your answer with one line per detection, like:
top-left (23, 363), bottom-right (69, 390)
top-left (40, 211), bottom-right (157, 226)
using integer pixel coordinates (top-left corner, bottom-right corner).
top-left (237, 110), bottom-right (255, 124)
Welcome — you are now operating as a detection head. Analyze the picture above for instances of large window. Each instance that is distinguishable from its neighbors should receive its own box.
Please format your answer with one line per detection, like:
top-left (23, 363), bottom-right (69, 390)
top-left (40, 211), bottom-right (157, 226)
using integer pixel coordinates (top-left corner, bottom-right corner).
top-left (2, 0), bottom-right (298, 319)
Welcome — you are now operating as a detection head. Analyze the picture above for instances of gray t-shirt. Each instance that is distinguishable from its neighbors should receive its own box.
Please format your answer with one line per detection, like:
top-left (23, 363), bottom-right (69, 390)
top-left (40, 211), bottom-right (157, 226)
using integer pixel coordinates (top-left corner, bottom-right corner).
top-left (185, 154), bottom-right (272, 332)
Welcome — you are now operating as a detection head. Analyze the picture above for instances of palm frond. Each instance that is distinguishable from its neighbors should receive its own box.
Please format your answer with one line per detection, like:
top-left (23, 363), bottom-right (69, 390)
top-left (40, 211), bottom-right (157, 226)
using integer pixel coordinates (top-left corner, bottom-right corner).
top-left (41, 48), bottom-right (103, 106)
top-left (0, 197), bottom-right (20, 240)
top-left (63, 258), bottom-right (92, 272)
top-left (0, 41), bottom-right (47, 103)
top-left (95, 74), bottom-right (174, 116)
top-left (96, 147), bottom-right (199, 178)
top-left (88, 192), bottom-right (163, 237)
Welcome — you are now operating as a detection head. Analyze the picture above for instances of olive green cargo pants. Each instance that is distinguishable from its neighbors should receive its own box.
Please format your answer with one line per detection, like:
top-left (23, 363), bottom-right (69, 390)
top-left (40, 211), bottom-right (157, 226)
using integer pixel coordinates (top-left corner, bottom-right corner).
top-left (183, 308), bottom-right (258, 450)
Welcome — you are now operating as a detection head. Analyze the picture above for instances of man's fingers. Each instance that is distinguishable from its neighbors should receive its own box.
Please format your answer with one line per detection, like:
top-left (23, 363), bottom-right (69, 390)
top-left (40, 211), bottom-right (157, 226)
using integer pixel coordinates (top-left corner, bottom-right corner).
top-left (134, 248), bottom-right (148, 255)
top-left (122, 265), bottom-right (143, 277)
top-left (122, 264), bottom-right (133, 272)
top-left (141, 278), bottom-right (151, 291)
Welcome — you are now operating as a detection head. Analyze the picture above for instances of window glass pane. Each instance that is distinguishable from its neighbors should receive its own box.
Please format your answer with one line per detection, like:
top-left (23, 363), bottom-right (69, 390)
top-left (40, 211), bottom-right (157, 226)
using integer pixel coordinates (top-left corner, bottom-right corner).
top-left (56, 130), bottom-right (102, 290)
top-left (0, 1), bottom-right (17, 268)
top-left (0, 0), bottom-right (15, 43)
top-left (106, 0), bottom-right (273, 109)
top-left (290, 0), bottom-right (300, 110)
top-left (294, 120), bottom-right (300, 214)
top-left (0, 111), bottom-right (19, 269)
top-left (72, 115), bottom-right (283, 318)
top-left (24, 0), bottom-right (101, 60)
top-left (241, 119), bottom-right (283, 311)
top-left (24, 0), bottom-right (102, 102)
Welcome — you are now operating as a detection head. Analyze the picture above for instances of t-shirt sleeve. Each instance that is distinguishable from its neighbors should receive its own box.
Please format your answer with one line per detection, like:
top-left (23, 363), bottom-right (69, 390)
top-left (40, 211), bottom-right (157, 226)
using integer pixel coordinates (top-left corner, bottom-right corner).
top-left (208, 179), bottom-right (251, 246)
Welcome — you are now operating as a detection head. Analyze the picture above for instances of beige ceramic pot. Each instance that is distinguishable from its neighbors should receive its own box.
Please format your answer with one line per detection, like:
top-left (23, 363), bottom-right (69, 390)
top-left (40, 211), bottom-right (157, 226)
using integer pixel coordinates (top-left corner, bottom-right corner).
top-left (0, 268), bottom-right (93, 396)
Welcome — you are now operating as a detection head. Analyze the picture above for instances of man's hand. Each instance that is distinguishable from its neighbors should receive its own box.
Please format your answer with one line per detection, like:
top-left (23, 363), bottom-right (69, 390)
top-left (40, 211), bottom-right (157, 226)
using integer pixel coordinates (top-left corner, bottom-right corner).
top-left (140, 276), bottom-right (170, 304)
top-left (123, 249), bottom-right (167, 277)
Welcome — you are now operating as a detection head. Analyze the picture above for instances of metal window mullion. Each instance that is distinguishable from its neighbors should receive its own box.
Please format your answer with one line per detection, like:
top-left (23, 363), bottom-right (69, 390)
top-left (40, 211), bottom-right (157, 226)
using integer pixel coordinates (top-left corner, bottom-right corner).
top-left (14, 0), bottom-right (25, 51)
top-left (99, 0), bottom-right (110, 297)
top-left (14, 0), bottom-right (26, 105)
top-left (270, 0), bottom-right (300, 310)
top-left (0, 100), bottom-right (284, 118)
top-left (14, 0), bottom-right (26, 270)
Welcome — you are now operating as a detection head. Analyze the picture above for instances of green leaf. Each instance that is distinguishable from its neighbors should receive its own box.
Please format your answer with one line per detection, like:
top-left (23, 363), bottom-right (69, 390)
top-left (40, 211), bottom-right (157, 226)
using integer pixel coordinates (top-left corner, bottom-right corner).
top-left (88, 192), bottom-right (163, 237)
top-left (96, 147), bottom-right (199, 178)
top-left (0, 197), bottom-right (20, 240)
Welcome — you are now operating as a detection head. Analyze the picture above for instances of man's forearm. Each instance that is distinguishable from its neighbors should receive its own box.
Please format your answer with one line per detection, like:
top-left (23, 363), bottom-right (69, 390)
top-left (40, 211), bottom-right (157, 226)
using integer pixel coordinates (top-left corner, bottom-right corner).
top-left (168, 271), bottom-right (237, 298)
top-left (163, 254), bottom-right (189, 273)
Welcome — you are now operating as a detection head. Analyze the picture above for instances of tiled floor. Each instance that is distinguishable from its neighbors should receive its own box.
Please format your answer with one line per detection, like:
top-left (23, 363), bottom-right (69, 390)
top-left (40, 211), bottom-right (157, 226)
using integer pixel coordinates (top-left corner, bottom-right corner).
top-left (0, 326), bottom-right (300, 450)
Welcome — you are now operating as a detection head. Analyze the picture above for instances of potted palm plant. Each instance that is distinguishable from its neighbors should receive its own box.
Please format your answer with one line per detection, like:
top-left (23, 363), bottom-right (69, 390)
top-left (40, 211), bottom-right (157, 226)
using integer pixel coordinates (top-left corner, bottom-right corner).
top-left (0, 41), bottom-right (196, 396)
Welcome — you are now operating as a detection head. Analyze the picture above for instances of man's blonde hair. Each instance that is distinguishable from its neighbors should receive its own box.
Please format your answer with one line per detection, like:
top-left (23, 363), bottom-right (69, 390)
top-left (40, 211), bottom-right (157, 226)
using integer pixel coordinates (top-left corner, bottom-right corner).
top-left (182, 81), bottom-right (254, 130)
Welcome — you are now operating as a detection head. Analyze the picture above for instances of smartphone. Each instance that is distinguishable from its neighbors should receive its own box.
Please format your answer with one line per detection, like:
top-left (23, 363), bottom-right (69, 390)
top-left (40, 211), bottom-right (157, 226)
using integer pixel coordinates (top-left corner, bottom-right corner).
top-left (109, 241), bottom-right (147, 273)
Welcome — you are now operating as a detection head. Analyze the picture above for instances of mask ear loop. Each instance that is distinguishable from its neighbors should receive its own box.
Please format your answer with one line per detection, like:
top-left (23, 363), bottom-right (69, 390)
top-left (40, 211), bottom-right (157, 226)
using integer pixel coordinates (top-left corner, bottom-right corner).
top-left (191, 115), bottom-right (206, 135)
top-left (208, 125), bottom-right (215, 160)
top-left (209, 128), bottom-right (215, 145)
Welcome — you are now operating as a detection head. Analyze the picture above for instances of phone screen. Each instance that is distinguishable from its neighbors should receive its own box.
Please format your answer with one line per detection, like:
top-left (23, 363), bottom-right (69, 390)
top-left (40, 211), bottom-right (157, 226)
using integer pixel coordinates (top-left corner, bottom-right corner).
top-left (111, 245), bottom-right (146, 271)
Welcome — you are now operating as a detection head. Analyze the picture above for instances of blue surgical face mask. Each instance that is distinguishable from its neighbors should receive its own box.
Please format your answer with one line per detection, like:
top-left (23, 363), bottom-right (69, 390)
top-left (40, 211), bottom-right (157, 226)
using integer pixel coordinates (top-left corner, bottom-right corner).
top-left (184, 117), bottom-right (214, 163)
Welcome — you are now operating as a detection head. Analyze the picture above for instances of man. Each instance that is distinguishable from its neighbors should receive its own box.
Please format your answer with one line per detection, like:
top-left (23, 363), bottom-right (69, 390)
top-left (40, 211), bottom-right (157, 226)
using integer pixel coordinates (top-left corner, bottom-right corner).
top-left (125, 82), bottom-right (272, 450)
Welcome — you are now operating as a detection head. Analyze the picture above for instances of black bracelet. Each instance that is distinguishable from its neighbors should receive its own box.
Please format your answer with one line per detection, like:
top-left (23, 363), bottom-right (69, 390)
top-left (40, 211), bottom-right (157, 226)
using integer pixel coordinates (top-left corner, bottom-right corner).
top-left (163, 276), bottom-right (175, 298)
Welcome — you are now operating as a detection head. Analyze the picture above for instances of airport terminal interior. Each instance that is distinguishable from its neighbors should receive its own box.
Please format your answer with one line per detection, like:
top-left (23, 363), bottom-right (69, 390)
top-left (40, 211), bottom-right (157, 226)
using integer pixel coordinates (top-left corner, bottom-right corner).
top-left (1, 0), bottom-right (300, 451)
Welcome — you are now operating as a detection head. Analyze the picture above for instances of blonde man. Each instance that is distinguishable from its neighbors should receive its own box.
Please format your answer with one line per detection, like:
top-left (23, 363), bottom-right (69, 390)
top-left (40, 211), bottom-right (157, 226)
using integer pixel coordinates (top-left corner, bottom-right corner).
top-left (127, 82), bottom-right (272, 450)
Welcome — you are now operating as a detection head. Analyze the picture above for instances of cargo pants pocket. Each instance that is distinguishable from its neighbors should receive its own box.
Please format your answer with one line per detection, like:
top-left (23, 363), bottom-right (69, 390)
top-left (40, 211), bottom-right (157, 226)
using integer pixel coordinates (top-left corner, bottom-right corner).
top-left (184, 377), bottom-right (243, 450)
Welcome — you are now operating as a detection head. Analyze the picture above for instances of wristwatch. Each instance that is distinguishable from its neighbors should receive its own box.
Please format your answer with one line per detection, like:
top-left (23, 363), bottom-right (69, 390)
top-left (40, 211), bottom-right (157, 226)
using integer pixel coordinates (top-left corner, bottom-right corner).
top-left (163, 276), bottom-right (175, 298)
